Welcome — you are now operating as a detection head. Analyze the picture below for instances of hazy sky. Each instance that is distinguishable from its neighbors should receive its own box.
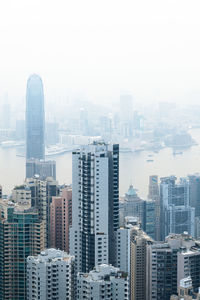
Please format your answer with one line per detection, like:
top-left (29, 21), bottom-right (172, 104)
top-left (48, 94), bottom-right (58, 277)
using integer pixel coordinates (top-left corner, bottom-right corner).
top-left (1, 0), bottom-right (200, 104)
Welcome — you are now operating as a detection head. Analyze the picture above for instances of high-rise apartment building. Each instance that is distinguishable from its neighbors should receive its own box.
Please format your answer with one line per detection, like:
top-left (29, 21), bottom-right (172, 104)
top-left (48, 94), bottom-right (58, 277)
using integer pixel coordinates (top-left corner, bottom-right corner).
top-left (147, 232), bottom-right (200, 300)
top-left (0, 199), bottom-right (45, 300)
top-left (70, 142), bottom-right (119, 273)
top-left (46, 177), bottom-right (59, 247)
top-left (25, 177), bottom-right (47, 230)
top-left (77, 264), bottom-right (129, 300)
top-left (117, 216), bottom-right (139, 275)
top-left (25, 176), bottom-right (58, 247)
top-left (50, 186), bottom-right (72, 252)
top-left (26, 74), bottom-right (45, 160)
top-left (160, 176), bottom-right (195, 239)
top-left (26, 159), bottom-right (56, 180)
top-left (177, 242), bottom-right (200, 293)
top-left (147, 240), bottom-right (178, 300)
top-left (27, 248), bottom-right (75, 300)
top-left (130, 226), bottom-right (152, 300)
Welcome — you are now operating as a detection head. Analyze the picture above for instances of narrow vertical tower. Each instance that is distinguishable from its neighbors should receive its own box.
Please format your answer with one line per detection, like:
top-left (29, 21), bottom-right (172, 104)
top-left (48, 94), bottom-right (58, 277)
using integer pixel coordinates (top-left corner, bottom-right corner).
top-left (26, 74), bottom-right (45, 160)
top-left (70, 142), bottom-right (119, 273)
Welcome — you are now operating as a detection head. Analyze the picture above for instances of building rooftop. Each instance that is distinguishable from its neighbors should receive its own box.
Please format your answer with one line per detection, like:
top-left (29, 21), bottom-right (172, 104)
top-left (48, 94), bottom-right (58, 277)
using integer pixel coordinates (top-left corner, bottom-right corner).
top-left (28, 248), bottom-right (74, 263)
top-left (78, 264), bottom-right (128, 282)
top-left (126, 184), bottom-right (137, 197)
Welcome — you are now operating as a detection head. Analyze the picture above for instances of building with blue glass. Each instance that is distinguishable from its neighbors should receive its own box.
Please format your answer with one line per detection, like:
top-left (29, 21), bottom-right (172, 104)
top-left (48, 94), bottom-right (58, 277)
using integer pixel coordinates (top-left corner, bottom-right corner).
top-left (26, 74), bottom-right (45, 160)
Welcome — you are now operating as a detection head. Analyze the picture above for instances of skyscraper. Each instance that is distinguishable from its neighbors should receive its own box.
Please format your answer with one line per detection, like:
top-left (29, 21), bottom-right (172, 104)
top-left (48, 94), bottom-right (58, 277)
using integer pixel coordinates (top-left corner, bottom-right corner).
top-left (26, 74), bottom-right (45, 160)
top-left (25, 176), bottom-right (58, 247)
top-left (147, 232), bottom-right (200, 300)
top-left (0, 199), bottom-right (45, 300)
top-left (120, 184), bottom-right (145, 228)
top-left (70, 142), bottom-right (119, 273)
top-left (148, 175), bottom-right (160, 240)
top-left (130, 226), bottom-right (152, 300)
top-left (50, 186), bottom-right (72, 252)
top-left (160, 176), bottom-right (195, 240)
top-left (117, 216), bottom-right (140, 276)
top-left (147, 239), bottom-right (178, 300)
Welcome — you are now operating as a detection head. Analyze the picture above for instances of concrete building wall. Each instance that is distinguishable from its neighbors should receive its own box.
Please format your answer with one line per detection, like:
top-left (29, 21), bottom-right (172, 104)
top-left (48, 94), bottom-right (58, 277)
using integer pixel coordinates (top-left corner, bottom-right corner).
top-left (27, 249), bottom-right (75, 300)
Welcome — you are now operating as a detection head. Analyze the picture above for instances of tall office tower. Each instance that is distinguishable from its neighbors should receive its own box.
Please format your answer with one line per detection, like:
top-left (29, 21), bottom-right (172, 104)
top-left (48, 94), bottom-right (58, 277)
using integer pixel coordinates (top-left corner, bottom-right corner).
top-left (77, 264), bottom-right (129, 300)
top-left (148, 175), bottom-right (160, 240)
top-left (50, 186), bottom-right (72, 252)
top-left (188, 174), bottom-right (200, 217)
top-left (130, 226), bottom-right (152, 300)
top-left (120, 184), bottom-right (145, 229)
top-left (120, 94), bottom-right (133, 138)
top-left (170, 277), bottom-right (200, 300)
top-left (0, 199), bottom-right (45, 300)
top-left (188, 174), bottom-right (200, 238)
top-left (117, 216), bottom-right (139, 275)
top-left (145, 200), bottom-right (156, 240)
top-left (160, 176), bottom-right (195, 240)
top-left (26, 158), bottom-right (56, 180)
top-left (26, 74), bottom-right (45, 160)
top-left (70, 142), bottom-right (119, 273)
top-left (27, 249), bottom-right (75, 300)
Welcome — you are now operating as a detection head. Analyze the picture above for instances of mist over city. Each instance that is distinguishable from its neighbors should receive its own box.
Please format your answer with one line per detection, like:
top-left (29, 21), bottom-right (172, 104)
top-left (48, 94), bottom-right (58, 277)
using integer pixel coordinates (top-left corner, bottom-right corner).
top-left (1, 1), bottom-right (200, 300)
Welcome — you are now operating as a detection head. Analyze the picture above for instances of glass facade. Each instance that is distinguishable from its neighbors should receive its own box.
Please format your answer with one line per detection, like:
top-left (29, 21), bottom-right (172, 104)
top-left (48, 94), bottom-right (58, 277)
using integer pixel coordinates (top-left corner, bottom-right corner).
top-left (26, 74), bottom-right (45, 160)
top-left (0, 207), bottom-right (44, 300)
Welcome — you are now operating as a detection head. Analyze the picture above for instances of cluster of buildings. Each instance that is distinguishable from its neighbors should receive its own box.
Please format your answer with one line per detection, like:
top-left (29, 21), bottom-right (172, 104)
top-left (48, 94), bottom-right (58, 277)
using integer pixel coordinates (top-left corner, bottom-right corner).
top-left (1, 74), bottom-right (200, 300)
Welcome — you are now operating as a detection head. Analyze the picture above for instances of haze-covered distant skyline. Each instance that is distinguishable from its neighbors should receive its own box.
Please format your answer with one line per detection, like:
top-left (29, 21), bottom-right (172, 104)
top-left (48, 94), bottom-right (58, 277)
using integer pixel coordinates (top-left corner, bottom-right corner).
top-left (1, 0), bottom-right (200, 105)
